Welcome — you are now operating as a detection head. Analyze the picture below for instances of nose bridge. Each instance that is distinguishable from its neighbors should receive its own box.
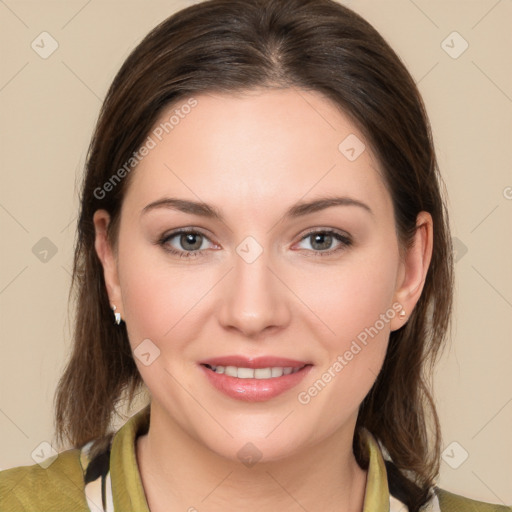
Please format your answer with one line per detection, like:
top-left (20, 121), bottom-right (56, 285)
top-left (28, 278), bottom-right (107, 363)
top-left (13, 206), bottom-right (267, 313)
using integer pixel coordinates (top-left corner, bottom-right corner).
top-left (218, 236), bottom-right (289, 336)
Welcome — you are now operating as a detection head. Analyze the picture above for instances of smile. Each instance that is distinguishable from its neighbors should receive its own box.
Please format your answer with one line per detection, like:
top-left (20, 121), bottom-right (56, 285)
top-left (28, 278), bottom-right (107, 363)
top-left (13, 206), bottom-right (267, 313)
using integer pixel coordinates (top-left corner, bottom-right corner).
top-left (199, 356), bottom-right (313, 401)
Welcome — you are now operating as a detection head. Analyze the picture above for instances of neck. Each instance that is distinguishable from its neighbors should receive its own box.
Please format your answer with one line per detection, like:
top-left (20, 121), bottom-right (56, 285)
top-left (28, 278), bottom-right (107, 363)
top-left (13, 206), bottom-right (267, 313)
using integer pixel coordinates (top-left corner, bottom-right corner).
top-left (136, 402), bottom-right (367, 512)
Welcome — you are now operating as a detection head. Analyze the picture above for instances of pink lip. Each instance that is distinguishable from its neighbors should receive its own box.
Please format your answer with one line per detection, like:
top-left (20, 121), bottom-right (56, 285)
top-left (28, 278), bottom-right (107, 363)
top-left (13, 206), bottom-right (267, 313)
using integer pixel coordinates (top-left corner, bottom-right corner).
top-left (198, 356), bottom-right (313, 402)
top-left (199, 355), bottom-right (310, 369)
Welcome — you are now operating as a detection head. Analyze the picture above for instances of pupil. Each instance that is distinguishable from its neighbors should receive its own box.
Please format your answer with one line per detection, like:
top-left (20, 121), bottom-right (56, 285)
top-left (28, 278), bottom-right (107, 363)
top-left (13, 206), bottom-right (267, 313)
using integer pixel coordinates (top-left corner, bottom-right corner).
top-left (312, 233), bottom-right (332, 250)
top-left (181, 233), bottom-right (202, 250)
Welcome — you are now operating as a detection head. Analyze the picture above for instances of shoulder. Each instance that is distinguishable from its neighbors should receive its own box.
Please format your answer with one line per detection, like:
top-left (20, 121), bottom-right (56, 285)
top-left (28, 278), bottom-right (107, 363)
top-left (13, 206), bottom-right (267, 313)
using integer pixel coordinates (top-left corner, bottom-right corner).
top-left (436, 487), bottom-right (512, 512)
top-left (0, 448), bottom-right (88, 512)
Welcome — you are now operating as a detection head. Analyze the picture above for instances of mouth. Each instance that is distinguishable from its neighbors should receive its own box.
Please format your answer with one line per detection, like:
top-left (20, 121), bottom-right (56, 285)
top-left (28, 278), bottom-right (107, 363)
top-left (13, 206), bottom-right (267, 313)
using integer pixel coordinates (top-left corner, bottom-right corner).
top-left (198, 356), bottom-right (313, 402)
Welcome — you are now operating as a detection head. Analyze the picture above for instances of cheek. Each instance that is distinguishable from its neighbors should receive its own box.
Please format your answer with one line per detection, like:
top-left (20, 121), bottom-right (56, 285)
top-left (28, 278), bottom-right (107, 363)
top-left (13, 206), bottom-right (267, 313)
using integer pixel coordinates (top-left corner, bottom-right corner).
top-left (295, 243), bottom-right (399, 349)
top-left (292, 244), bottom-right (398, 416)
top-left (117, 238), bottom-right (208, 350)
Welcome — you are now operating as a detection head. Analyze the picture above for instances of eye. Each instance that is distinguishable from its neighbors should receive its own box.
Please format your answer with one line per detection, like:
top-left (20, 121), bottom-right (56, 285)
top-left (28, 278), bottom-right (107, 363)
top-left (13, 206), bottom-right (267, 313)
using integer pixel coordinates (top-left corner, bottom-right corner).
top-left (158, 229), bottom-right (216, 258)
top-left (157, 228), bottom-right (352, 259)
top-left (295, 229), bottom-right (352, 256)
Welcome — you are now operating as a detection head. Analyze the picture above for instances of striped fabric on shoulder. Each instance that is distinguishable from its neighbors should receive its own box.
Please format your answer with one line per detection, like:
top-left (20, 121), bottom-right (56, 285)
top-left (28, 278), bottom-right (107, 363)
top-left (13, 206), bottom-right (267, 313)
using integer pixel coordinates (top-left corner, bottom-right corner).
top-left (80, 440), bottom-right (114, 512)
top-left (77, 429), bottom-right (441, 512)
top-left (389, 486), bottom-right (441, 511)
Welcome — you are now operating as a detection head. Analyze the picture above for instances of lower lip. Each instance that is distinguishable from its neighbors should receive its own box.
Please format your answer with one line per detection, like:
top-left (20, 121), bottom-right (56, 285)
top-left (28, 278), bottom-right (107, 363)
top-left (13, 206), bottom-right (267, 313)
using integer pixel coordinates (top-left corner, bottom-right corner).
top-left (199, 364), bottom-right (312, 402)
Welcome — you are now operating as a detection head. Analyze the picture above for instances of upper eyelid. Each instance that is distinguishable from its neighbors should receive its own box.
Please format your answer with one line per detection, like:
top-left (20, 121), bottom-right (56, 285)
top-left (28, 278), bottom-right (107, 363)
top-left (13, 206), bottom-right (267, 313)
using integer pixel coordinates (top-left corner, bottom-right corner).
top-left (299, 227), bottom-right (351, 239)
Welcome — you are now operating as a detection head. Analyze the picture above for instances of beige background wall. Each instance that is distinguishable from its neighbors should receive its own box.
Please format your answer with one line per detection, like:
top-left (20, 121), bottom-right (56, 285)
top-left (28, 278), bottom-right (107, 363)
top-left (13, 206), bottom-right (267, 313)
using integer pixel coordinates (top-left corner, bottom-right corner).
top-left (1, 0), bottom-right (511, 506)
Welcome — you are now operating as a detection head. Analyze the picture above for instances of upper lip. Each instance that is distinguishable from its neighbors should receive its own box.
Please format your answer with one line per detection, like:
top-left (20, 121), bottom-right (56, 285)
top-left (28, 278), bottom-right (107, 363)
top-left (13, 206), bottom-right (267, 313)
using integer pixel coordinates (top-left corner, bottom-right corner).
top-left (199, 355), bottom-right (311, 369)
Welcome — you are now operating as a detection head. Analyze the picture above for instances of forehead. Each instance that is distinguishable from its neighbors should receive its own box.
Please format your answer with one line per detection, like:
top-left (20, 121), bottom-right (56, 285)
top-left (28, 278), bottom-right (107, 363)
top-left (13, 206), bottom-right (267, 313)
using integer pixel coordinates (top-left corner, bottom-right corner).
top-left (123, 88), bottom-right (392, 222)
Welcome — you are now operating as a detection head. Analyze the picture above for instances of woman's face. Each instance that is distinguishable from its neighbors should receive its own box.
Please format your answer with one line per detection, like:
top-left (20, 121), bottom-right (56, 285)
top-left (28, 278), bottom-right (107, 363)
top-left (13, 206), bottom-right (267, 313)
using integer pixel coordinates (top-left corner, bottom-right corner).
top-left (95, 88), bottom-right (431, 462)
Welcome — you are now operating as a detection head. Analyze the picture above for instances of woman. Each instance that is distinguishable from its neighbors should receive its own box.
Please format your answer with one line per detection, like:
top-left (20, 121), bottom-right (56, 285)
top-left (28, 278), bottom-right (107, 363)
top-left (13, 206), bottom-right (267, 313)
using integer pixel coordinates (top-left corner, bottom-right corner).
top-left (1, 1), bottom-right (509, 511)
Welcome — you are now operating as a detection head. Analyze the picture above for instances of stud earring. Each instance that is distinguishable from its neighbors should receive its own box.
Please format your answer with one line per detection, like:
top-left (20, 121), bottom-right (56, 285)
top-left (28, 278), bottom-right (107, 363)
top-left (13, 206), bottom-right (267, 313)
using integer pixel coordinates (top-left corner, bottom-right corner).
top-left (112, 305), bottom-right (121, 325)
top-left (399, 309), bottom-right (406, 319)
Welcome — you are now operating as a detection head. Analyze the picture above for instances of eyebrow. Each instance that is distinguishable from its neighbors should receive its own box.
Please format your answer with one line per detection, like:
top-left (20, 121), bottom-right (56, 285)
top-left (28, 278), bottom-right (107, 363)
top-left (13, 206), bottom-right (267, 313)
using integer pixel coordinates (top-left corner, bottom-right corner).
top-left (141, 195), bottom-right (373, 220)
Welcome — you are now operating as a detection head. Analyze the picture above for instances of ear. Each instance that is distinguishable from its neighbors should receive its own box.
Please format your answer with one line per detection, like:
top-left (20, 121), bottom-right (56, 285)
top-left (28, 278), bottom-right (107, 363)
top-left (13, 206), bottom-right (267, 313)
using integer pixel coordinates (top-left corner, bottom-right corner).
top-left (93, 209), bottom-right (124, 318)
top-left (390, 211), bottom-right (433, 331)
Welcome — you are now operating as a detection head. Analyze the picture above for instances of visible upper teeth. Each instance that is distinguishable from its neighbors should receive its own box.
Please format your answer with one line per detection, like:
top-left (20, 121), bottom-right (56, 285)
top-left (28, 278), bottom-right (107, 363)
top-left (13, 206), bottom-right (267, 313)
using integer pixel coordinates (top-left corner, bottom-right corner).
top-left (209, 365), bottom-right (301, 379)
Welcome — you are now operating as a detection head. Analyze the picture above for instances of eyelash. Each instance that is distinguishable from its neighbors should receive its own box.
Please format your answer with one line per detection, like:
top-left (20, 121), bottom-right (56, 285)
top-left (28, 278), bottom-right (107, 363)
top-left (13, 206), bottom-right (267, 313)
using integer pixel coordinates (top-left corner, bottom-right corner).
top-left (157, 228), bottom-right (352, 259)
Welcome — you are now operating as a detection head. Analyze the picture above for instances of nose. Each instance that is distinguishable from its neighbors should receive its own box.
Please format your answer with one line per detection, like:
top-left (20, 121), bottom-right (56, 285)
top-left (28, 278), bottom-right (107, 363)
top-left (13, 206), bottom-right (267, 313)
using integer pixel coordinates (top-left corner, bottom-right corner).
top-left (217, 246), bottom-right (291, 339)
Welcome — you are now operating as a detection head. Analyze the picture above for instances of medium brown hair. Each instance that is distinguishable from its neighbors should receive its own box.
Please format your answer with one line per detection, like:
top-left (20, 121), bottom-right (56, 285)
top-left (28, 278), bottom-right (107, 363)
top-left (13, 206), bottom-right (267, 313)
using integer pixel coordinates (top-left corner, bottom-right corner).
top-left (54, 1), bottom-right (454, 509)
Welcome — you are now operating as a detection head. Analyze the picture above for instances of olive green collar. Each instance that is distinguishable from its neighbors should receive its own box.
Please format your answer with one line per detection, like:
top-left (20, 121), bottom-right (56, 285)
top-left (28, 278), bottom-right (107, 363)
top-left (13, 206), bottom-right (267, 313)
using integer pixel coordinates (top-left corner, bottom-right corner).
top-left (110, 405), bottom-right (393, 511)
